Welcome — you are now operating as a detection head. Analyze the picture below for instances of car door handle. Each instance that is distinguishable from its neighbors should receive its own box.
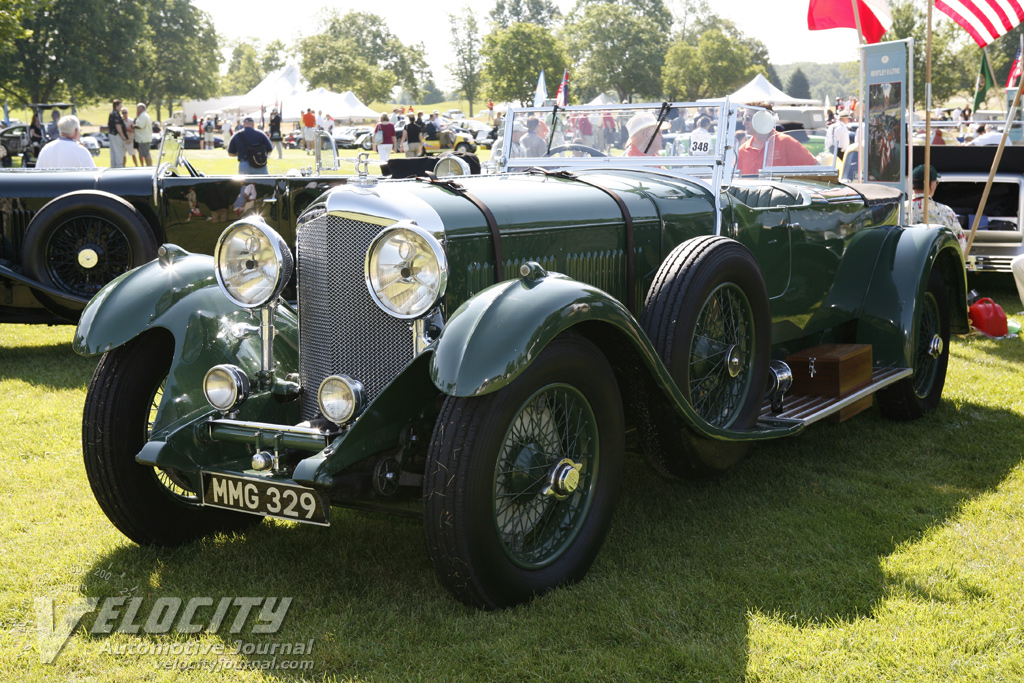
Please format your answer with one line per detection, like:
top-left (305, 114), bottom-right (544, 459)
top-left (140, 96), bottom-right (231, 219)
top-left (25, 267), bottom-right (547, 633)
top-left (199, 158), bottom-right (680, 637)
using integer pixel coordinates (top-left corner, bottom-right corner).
top-left (262, 197), bottom-right (278, 204)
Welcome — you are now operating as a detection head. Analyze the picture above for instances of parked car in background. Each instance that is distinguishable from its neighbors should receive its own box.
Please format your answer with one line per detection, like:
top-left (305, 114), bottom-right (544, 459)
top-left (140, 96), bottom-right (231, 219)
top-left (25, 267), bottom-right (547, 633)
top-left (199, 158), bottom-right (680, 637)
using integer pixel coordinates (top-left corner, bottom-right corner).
top-left (72, 102), bottom-right (968, 612)
top-left (83, 131), bottom-right (111, 148)
top-left (284, 129), bottom-right (304, 149)
top-left (80, 135), bottom-right (100, 156)
top-left (334, 126), bottom-right (373, 149)
top-left (0, 128), bottom-right (354, 324)
top-left (151, 129), bottom-right (223, 149)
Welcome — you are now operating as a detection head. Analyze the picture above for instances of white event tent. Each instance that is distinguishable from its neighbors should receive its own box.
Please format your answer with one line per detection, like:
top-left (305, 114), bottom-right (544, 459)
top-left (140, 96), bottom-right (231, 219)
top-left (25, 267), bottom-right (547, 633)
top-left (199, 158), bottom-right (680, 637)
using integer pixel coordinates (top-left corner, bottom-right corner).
top-left (223, 65), bottom-right (380, 123)
top-left (703, 74), bottom-right (820, 106)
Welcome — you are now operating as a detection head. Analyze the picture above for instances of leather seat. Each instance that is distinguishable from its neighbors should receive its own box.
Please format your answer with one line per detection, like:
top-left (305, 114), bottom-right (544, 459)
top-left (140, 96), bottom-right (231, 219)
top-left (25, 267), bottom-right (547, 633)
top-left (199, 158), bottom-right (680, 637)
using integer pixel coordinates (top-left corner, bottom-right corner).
top-left (726, 184), bottom-right (799, 208)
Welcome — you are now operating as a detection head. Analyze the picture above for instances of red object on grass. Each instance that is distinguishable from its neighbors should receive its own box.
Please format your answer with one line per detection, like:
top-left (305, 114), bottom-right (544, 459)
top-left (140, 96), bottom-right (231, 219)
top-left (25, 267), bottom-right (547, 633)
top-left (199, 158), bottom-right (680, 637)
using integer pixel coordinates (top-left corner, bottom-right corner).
top-left (969, 297), bottom-right (1008, 337)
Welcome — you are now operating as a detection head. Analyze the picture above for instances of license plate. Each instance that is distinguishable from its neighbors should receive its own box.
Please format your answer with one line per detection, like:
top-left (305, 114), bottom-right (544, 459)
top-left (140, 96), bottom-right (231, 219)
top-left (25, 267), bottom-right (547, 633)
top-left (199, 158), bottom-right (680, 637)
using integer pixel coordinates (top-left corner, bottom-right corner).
top-left (201, 472), bottom-right (330, 526)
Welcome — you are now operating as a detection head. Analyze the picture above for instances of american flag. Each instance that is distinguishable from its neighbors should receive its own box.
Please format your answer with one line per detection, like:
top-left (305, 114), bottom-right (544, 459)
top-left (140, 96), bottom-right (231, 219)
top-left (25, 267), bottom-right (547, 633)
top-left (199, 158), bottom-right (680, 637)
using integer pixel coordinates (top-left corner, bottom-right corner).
top-left (935, 0), bottom-right (1024, 47)
top-left (1008, 45), bottom-right (1023, 87)
top-left (555, 71), bottom-right (569, 107)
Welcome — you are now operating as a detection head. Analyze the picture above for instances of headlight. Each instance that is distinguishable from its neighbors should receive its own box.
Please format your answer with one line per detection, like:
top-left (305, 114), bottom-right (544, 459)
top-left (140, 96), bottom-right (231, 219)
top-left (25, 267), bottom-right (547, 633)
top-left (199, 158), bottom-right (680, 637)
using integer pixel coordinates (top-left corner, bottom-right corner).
top-left (214, 218), bottom-right (293, 308)
top-left (365, 222), bottom-right (447, 319)
top-left (318, 375), bottom-right (365, 425)
top-left (204, 364), bottom-right (250, 413)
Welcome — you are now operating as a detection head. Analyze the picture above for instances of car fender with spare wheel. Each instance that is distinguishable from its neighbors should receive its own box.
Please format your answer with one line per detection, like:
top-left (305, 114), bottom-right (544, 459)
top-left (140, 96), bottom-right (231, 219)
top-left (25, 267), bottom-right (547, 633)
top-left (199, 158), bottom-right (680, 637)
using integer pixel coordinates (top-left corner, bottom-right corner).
top-left (640, 235), bottom-right (771, 477)
top-left (22, 190), bottom-right (158, 304)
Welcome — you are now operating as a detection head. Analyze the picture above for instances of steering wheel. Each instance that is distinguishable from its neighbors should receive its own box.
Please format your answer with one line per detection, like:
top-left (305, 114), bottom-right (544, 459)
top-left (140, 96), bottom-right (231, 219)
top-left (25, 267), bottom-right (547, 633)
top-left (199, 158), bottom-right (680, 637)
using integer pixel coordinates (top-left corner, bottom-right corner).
top-left (544, 144), bottom-right (606, 158)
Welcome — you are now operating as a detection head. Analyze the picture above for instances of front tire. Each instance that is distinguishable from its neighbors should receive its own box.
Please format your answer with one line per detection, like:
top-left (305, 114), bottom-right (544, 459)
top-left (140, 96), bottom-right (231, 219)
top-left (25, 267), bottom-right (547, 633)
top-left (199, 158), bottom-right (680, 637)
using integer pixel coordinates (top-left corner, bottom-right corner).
top-left (876, 266), bottom-right (950, 420)
top-left (640, 236), bottom-right (771, 476)
top-left (424, 334), bottom-right (624, 609)
top-left (83, 331), bottom-right (260, 546)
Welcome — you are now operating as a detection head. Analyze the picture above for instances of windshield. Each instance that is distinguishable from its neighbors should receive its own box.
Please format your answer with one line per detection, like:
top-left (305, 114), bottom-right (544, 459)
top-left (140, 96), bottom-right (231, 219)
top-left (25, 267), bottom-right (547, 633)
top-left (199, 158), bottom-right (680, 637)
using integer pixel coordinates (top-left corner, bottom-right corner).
top-left (497, 101), bottom-right (834, 182)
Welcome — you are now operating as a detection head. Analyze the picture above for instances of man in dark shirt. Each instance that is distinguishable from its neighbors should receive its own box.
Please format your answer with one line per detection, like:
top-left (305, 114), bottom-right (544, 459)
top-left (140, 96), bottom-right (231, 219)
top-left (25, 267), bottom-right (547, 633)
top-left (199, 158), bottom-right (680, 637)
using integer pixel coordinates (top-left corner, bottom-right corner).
top-left (108, 99), bottom-right (128, 168)
top-left (227, 116), bottom-right (273, 174)
top-left (268, 108), bottom-right (283, 159)
top-left (402, 114), bottom-right (422, 157)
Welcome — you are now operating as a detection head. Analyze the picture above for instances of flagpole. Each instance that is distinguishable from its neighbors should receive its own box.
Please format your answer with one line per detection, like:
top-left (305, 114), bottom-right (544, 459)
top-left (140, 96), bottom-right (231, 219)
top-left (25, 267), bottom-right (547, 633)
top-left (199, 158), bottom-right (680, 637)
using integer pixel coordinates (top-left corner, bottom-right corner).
top-left (923, 0), bottom-right (934, 223)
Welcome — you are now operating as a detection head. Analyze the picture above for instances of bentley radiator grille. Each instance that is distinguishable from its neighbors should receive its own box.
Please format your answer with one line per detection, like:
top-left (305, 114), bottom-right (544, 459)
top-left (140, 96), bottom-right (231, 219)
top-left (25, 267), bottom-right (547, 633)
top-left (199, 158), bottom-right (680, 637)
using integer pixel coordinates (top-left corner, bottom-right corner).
top-left (296, 213), bottom-right (414, 421)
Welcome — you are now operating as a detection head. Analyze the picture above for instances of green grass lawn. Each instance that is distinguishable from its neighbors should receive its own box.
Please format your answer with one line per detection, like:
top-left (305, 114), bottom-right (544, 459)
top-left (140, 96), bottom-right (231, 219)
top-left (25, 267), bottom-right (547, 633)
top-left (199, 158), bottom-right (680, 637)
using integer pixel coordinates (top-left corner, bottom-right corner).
top-left (1, 275), bottom-right (1023, 681)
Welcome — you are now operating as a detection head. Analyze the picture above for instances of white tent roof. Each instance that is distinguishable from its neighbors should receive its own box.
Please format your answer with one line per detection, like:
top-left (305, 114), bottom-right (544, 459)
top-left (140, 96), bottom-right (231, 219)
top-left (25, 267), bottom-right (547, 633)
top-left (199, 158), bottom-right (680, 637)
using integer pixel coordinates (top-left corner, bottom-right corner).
top-left (231, 64), bottom-right (308, 119)
top-left (703, 74), bottom-right (820, 106)
top-left (283, 88), bottom-right (380, 123)
top-left (587, 92), bottom-right (619, 106)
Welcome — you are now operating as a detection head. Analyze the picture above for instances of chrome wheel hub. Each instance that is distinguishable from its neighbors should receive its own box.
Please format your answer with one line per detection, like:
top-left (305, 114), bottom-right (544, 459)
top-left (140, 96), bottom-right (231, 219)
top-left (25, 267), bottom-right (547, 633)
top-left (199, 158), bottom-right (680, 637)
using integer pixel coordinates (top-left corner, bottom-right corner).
top-left (78, 247), bottom-right (99, 269)
top-left (543, 458), bottom-right (583, 500)
top-left (928, 334), bottom-right (943, 359)
top-left (726, 344), bottom-right (745, 378)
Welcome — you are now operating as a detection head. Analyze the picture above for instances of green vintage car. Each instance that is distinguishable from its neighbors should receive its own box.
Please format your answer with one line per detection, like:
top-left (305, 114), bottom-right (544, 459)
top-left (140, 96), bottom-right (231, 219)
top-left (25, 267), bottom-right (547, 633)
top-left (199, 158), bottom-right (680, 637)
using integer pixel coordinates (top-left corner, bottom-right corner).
top-left (73, 102), bottom-right (968, 609)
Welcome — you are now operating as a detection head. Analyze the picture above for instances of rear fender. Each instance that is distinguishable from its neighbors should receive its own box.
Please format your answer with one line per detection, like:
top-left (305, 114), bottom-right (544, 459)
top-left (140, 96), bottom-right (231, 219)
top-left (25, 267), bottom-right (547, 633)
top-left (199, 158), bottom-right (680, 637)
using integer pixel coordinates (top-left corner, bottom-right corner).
top-left (857, 226), bottom-right (968, 367)
top-left (430, 267), bottom-right (800, 442)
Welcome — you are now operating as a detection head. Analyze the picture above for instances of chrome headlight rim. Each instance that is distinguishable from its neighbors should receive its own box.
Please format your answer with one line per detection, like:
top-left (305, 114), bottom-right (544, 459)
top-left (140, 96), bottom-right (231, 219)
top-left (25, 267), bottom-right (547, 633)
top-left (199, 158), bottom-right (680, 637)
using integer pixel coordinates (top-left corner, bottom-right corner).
top-left (214, 218), bottom-right (294, 309)
top-left (317, 374), bottom-right (366, 426)
top-left (203, 364), bottom-right (250, 413)
top-left (364, 222), bottom-right (448, 320)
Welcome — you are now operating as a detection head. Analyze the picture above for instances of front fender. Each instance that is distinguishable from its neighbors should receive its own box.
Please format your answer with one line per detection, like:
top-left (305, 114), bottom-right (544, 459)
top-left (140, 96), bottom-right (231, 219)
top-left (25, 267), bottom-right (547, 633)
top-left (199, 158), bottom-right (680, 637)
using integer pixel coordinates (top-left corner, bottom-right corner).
top-left (74, 244), bottom-right (300, 435)
top-left (858, 226), bottom-right (968, 367)
top-left (431, 269), bottom-right (800, 442)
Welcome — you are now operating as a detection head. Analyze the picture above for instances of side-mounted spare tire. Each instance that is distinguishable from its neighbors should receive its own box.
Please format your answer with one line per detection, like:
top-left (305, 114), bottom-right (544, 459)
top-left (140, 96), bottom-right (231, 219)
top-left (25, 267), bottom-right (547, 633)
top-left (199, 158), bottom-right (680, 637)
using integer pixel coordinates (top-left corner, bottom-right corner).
top-left (639, 235), bottom-right (771, 477)
top-left (22, 190), bottom-right (158, 301)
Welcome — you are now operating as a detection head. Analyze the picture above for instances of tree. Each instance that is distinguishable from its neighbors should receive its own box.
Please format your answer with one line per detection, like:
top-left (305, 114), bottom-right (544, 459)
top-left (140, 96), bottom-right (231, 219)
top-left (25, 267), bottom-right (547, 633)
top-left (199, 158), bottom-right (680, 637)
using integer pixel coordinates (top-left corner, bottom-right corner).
top-left (137, 0), bottom-right (221, 122)
top-left (489, 0), bottom-right (561, 29)
top-left (662, 29), bottom-right (763, 101)
top-left (562, 3), bottom-right (668, 102)
top-left (482, 22), bottom-right (567, 106)
top-left (302, 10), bottom-right (430, 100)
top-left (569, 0), bottom-right (672, 34)
top-left (262, 40), bottom-right (287, 75)
top-left (886, 0), bottom-right (971, 106)
top-left (450, 9), bottom-right (482, 116)
top-left (0, 0), bottom-right (148, 104)
top-left (222, 41), bottom-right (264, 95)
top-left (298, 33), bottom-right (396, 104)
top-left (421, 80), bottom-right (445, 105)
top-left (787, 68), bottom-right (811, 99)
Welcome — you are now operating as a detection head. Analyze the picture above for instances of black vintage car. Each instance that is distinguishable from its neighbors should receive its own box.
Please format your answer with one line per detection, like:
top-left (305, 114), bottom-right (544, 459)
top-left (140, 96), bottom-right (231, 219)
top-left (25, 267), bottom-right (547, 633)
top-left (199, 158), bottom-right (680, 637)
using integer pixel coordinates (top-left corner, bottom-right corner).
top-left (0, 129), bottom-right (349, 324)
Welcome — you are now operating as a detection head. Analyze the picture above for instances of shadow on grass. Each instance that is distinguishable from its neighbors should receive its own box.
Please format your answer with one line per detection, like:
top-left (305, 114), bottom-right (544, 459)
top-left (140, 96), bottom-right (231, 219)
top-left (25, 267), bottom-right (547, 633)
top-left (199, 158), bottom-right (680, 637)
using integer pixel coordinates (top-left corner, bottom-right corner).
top-left (75, 398), bottom-right (1022, 681)
top-left (0, 340), bottom-right (97, 390)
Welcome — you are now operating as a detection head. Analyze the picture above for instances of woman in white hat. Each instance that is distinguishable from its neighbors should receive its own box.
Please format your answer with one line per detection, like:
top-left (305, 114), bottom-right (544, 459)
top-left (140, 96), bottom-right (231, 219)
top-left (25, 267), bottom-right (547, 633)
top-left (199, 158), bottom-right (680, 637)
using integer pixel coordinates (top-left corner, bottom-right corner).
top-left (624, 113), bottom-right (663, 156)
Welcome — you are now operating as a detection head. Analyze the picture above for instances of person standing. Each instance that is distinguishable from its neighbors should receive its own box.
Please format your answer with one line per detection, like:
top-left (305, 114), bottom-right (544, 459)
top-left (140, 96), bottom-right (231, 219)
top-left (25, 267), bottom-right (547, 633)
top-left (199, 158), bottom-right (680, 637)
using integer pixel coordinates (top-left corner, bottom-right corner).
top-left (227, 116), bottom-right (273, 175)
top-left (35, 115), bottom-right (96, 169)
top-left (268, 107), bottom-right (283, 159)
top-left (520, 117), bottom-right (547, 156)
top-left (203, 117), bottom-right (215, 150)
top-left (302, 108), bottom-right (316, 154)
top-left (824, 110), bottom-right (852, 160)
top-left (487, 99), bottom-right (494, 122)
top-left (134, 102), bottom-right (153, 166)
top-left (46, 108), bottom-right (61, 141)
top-left (402, 113), bottom-right (422, 157)
top-left (372, 112), bottom-right (396, 162)
top-left (122, 108), bottom-right (138, 166)
top-left (108, 99), bottom-right (128, 168)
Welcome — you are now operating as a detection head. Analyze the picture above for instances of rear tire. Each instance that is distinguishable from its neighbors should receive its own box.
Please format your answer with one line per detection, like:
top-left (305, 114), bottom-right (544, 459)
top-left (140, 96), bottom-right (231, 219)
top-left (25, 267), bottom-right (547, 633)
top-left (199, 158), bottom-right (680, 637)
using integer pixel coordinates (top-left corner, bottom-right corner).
top-left (876, 266), bottom-right (950, 420)
top-left (83, 331), bottom-right (260, 546)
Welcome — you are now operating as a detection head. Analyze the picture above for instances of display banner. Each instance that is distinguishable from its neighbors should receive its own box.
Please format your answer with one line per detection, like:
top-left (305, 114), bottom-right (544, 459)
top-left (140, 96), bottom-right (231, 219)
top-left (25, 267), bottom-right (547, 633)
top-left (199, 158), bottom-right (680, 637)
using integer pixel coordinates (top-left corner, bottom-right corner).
top-left (862, 40), bottom-right (909, 189)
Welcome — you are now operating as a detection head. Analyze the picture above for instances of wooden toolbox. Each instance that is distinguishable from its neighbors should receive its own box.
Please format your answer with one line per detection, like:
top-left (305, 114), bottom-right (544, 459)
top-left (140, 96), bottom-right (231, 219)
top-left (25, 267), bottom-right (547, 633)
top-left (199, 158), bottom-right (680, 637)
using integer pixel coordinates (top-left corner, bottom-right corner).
top-left (786, 344), bottom-right (873, 421)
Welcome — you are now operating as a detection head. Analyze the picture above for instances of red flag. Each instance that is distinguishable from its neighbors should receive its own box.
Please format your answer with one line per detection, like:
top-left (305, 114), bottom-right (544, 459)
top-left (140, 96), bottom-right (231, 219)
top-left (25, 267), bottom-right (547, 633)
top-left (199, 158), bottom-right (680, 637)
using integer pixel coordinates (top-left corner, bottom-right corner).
top-left (555, 71), bottom-right (569, 107)
top-left (937, 0), bottom-right (1024, 48)
top-left (807, 0), bottom-right (893, 43)
top-left (1009, 46), bottom-right (1024, 87)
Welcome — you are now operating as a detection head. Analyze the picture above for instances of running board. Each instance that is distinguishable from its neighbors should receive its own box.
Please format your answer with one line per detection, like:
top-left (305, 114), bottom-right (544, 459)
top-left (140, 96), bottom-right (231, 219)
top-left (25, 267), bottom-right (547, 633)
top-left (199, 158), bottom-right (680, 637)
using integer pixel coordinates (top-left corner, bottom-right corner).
top-left (758, 367), bottom-right (912, 426)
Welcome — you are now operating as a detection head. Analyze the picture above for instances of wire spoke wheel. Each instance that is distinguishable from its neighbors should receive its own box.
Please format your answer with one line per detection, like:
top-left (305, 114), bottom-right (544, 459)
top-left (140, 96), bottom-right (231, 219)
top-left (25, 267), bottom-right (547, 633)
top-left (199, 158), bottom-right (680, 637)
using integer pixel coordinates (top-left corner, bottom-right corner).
top-left (912, 291), bottom-right (941, 399)
top-left (493, 384), bottom-right (599, 569)
top-left (45, 214), bottom-right (133, 297)
top-left (144, 378), bottom-right (197, 501)
top-left (688, 283), bottom-right (754, 428)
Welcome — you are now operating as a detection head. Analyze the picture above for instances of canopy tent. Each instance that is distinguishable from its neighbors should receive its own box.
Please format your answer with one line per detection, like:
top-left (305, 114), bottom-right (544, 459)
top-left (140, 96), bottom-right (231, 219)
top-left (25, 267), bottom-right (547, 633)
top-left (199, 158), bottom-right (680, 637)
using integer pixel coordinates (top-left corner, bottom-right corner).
top-left (587, 92), bottom-right (619, 106)
top-left (702, 74), bottom-right (820, 106)
top-left (230, 64), bottom-right (308, 120)
top-left (281, 88), bottom-right (380, 123)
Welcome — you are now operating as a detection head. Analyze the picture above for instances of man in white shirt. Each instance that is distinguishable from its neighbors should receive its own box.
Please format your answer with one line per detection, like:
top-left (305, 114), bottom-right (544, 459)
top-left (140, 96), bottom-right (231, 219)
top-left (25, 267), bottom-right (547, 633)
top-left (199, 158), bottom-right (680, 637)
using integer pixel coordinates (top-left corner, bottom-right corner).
top-left (970, 124), bottom-right (1004, 145)
top-left (824, 111), bottom-right (851, 160)
top-left (133, 102), bottom-right (154, 166)
top-left (35, 115), bottom-right (96, 169)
